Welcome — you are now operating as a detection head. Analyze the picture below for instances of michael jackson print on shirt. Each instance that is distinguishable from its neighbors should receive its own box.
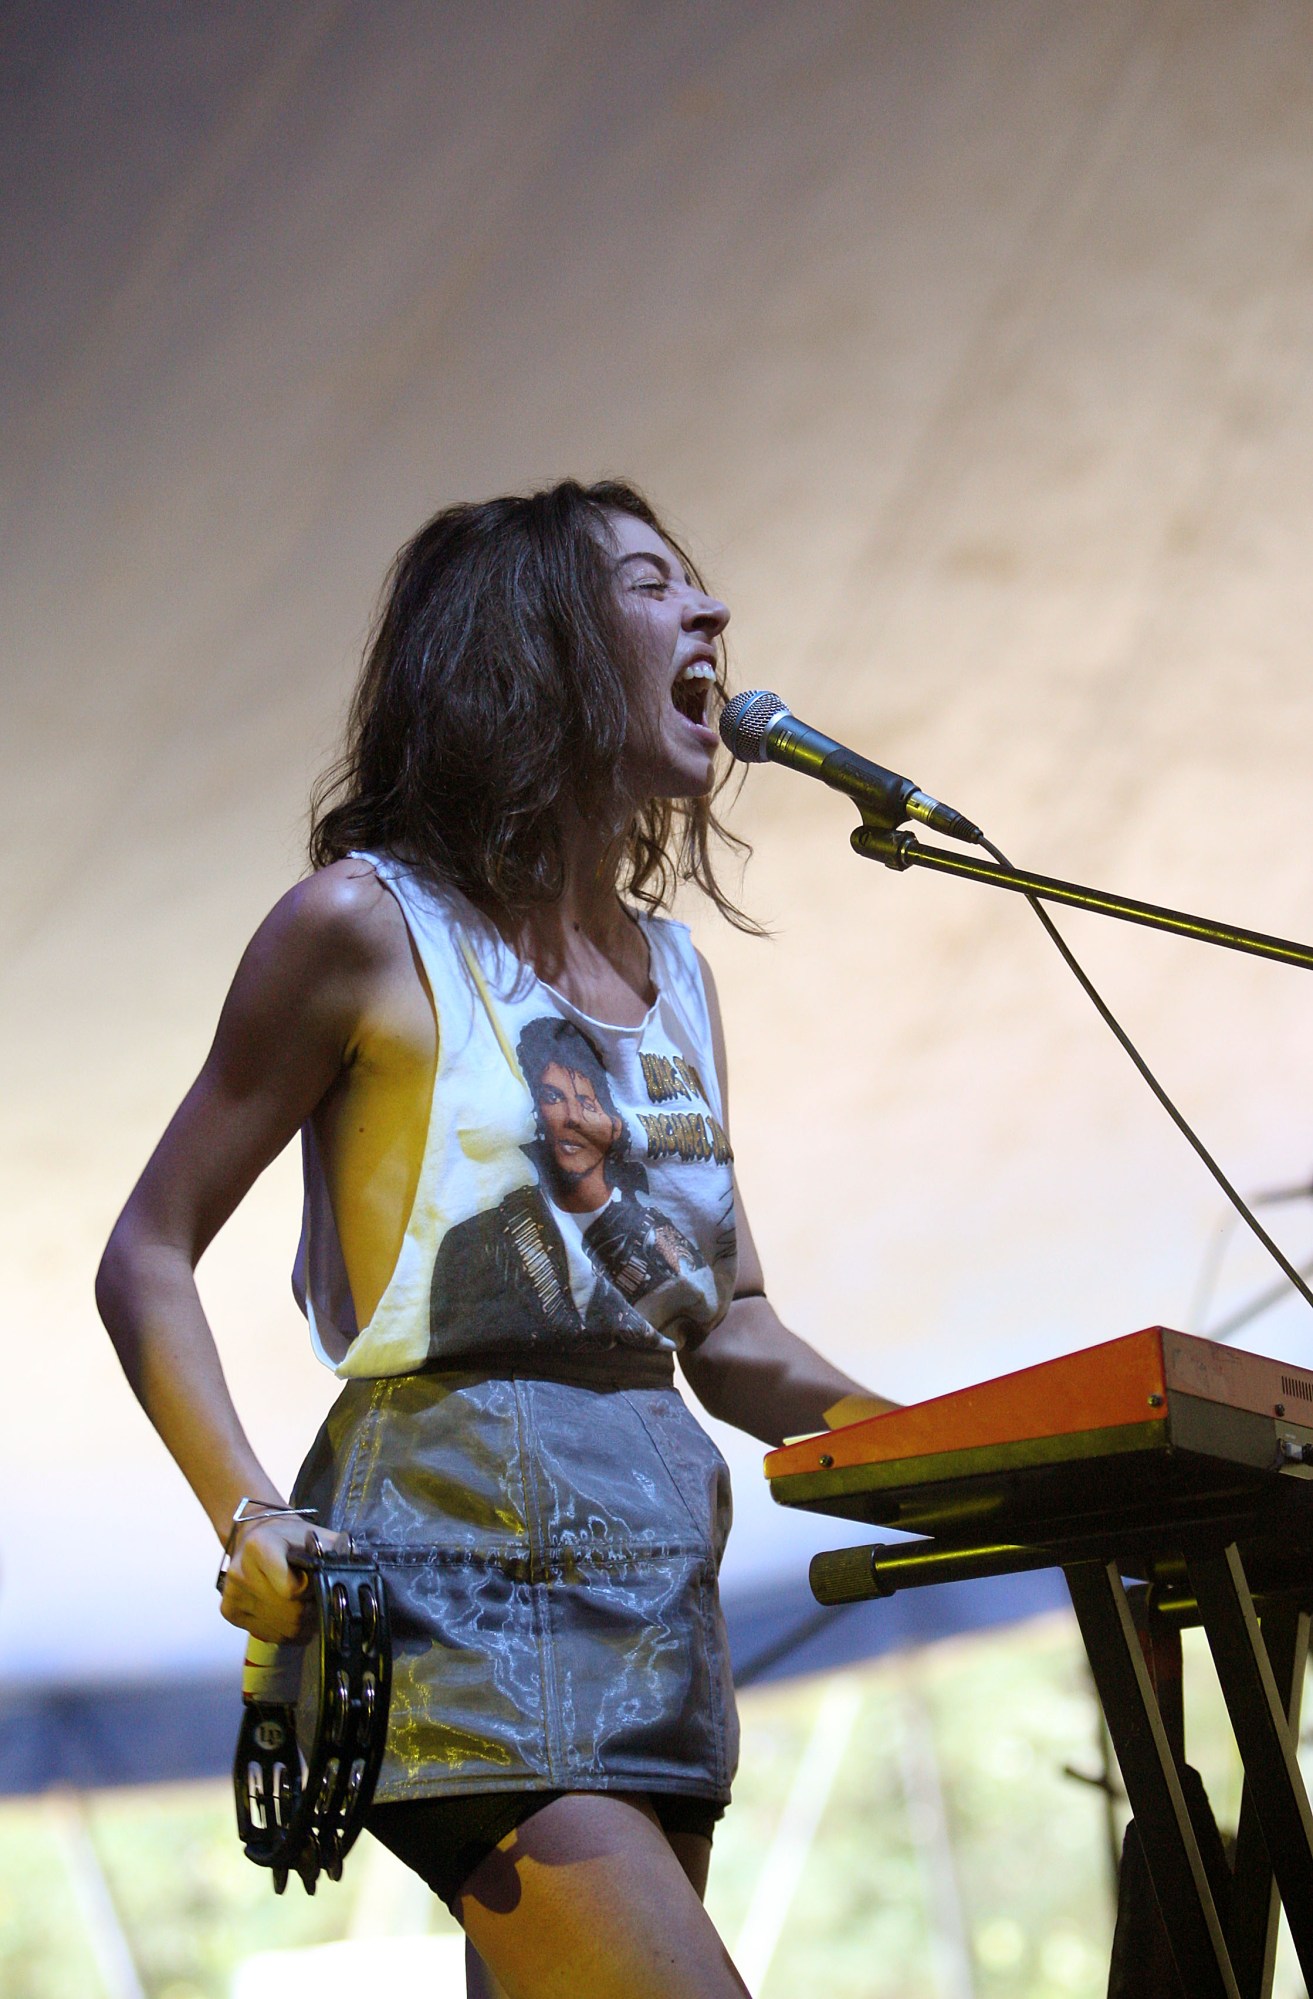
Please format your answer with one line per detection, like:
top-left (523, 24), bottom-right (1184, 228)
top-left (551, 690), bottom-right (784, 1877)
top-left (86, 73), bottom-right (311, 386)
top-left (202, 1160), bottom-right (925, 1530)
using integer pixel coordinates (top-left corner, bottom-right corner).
top-left (430, 1015), bottom-right (717, 1349)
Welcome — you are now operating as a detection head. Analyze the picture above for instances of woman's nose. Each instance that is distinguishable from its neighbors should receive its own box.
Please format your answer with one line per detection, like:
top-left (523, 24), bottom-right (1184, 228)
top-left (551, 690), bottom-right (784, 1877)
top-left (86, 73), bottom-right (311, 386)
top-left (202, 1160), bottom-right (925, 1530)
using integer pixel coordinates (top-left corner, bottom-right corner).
top-left (688, 592), bottom-right (730, 638)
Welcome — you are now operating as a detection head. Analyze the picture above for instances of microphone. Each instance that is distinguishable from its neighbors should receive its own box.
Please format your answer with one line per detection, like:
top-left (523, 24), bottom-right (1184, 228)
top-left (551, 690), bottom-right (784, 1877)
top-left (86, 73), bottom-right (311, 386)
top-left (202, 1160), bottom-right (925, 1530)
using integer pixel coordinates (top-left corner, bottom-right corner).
top-left (719, 690), bottom-right (983, 843)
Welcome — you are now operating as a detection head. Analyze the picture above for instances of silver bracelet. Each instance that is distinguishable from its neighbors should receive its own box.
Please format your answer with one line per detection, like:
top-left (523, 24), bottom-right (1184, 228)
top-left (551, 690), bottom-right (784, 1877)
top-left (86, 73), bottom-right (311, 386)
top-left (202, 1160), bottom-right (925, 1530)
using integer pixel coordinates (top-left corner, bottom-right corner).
top-left (215, 1498), bottom-right (319, 1594)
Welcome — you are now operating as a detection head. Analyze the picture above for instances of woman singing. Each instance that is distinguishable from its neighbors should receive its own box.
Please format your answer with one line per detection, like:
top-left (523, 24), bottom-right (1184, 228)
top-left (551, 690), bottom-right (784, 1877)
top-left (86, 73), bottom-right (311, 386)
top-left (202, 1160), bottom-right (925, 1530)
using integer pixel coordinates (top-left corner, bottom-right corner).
top-left (96, 480), bottom-right (892, 1999)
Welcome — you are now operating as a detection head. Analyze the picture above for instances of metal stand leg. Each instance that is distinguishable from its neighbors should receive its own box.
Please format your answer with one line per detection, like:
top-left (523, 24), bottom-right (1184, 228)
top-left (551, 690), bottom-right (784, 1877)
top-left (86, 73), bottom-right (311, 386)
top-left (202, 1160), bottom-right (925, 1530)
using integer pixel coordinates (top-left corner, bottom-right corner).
top-left (1130, 1585), bottom-right (1185, 1758)
top-left (1187, 1547), bottom-right (1313, 1988)
top-left (1226, 1601), bottom-right (1309, 1999)
top-left (1107, 1589), bottom-right (1189, 1999)
top-left (1107, 1587), bottom-right (1235, 1997)
top-left (1065, 1559), bottom-right (1239, 1999)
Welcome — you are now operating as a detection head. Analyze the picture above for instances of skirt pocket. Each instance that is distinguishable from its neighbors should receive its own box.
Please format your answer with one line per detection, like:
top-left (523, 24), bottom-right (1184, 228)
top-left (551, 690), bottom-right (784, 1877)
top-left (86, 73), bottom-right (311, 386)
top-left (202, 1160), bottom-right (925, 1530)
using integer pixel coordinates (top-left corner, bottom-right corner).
top-left (366, 1547), bottom-right (555, 1798)
top-left (545, 1541), bottom-right (733, 1793)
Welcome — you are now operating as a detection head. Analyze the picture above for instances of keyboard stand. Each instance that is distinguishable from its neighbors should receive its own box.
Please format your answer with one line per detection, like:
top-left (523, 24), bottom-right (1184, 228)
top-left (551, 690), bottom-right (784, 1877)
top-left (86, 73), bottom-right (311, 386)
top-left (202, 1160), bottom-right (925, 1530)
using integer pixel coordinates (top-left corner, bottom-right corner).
top-left (806, 1533), bottom-right (1313, 1997)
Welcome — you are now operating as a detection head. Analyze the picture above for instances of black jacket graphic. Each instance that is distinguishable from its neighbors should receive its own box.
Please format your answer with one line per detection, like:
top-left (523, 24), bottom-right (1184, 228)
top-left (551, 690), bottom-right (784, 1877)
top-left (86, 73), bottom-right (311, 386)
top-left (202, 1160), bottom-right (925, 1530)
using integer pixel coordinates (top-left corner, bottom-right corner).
top-left (428, 1182), bottom-right (703, 1354)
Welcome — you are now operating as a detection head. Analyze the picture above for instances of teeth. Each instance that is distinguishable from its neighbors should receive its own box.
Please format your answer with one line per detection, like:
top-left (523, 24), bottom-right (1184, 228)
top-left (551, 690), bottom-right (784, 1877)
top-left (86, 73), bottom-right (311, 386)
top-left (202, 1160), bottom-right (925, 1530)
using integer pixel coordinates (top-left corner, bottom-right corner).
top-left (676, 662), bottom-right (716, 682)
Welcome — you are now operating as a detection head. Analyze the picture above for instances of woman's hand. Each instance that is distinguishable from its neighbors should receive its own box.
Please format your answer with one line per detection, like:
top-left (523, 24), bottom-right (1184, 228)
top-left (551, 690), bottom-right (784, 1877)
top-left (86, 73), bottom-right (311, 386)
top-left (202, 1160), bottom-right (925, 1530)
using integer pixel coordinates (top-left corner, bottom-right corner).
top-left (218, 1514), bottom-right (351, 1645)
top-left (823, 1390), bottom-right (902, 1429)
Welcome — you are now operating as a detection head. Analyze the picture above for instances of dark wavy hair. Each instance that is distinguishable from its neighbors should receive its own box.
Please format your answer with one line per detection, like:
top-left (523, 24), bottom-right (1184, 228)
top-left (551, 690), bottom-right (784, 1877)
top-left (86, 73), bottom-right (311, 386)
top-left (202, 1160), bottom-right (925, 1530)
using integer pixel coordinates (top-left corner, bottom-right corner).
top-left (517, 1015), bottom-right (618, 1116)
top-left (309, 478), bottom-right (755, 928)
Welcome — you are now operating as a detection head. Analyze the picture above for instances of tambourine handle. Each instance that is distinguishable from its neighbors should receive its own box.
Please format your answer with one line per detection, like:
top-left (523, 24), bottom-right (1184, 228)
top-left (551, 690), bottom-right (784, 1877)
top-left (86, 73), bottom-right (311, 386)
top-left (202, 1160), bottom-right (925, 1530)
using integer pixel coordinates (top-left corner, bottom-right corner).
top-left (241, 1636), bottom-right (302, 1704)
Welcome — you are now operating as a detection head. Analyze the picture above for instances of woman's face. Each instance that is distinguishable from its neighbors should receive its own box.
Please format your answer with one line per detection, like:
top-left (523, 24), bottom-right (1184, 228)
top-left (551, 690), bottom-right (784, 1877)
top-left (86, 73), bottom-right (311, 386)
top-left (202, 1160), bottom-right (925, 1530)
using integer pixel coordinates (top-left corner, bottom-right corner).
top-left (607, 511), bottom-right (730, 801)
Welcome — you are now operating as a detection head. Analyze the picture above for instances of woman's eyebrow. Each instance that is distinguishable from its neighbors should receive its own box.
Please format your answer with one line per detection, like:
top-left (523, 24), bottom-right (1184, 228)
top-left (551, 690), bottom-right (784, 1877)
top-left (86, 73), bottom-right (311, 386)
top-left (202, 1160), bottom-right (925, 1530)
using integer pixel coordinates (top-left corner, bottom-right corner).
top-left (614, 549), bottom-right (690, 585)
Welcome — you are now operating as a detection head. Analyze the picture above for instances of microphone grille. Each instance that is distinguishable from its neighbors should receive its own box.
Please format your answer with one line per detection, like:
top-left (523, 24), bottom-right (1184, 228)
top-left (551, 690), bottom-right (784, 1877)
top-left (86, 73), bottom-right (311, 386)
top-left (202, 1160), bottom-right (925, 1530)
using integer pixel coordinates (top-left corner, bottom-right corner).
top-left (719, 689), bottom-right (788, 763)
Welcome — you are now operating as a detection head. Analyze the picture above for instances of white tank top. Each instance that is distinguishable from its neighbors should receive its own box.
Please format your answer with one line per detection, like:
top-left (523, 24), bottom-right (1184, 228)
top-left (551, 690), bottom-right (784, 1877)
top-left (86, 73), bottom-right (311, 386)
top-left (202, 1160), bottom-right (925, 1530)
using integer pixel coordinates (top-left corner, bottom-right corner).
top-left (293, 853), bottom-right (738, 1378)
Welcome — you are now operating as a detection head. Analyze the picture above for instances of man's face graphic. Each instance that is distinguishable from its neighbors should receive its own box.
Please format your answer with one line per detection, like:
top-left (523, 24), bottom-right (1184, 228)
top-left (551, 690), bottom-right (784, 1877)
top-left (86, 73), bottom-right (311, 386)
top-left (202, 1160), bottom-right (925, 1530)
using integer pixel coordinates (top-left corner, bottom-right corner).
top-left (535, 1060), bottom-right (621, 1195)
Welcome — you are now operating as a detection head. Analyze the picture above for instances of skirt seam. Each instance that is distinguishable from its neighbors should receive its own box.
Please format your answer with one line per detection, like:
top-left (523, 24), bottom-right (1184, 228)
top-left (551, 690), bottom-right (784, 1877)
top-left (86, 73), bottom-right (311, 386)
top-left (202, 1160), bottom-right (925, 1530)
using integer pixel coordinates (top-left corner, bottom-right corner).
top-left (339, 1377), bottom-right (391, 1519)
top-left (362, 1543), bottom-right (712, 1565)
top-left (698, 1563), bottom-right (728, 1791)
top-left (510, 1375), bottom-right (560, 1785)
top-left (371, 1774), bottom-right (734, 1805)
top-left (619, 1389), bottom-right (717, 1546)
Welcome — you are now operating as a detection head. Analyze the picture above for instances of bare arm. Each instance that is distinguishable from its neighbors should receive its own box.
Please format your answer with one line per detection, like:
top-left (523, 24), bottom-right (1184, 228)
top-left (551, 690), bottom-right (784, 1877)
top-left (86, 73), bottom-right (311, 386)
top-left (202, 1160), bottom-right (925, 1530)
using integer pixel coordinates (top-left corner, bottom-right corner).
top-left (678, 954), bottom-right (899, 1448)
top-left (94, 862), bottom-right (397, 1638)
top-left (680, 1209), bottom-right (898, 1447)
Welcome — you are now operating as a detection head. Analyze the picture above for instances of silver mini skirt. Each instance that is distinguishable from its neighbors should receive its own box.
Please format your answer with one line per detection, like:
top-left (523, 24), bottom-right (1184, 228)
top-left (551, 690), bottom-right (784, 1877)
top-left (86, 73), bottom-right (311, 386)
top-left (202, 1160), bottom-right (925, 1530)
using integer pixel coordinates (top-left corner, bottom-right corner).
top-left (291, 1351), bottom-right (739, 1806)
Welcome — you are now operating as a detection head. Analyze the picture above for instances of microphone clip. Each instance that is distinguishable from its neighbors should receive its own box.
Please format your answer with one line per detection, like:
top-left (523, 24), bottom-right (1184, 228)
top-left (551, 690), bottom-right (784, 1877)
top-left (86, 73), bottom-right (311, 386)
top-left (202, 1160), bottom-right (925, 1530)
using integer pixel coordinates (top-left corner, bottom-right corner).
top-left (852, 824), bottom-right (918, 870)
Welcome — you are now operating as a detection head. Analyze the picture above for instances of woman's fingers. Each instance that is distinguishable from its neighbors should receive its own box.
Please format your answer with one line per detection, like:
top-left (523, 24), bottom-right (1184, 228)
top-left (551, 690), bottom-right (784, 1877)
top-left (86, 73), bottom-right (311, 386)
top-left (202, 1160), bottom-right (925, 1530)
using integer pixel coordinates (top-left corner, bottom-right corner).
top-left (218, 1516), bottom-right (354, 1642)
top-left (218, 1574), bottom-right (314, 1642)
top-left (288, 1526), bottom-right (353, 1569)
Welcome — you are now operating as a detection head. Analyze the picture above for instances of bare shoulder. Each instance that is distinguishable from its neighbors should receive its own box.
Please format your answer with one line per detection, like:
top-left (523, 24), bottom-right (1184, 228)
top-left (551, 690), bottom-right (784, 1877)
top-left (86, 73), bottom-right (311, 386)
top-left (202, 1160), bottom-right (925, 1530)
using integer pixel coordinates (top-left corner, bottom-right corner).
top-left (247, 859), bottom-right (409, 981)
top-left (207, 861), bottom-right (415, 1065)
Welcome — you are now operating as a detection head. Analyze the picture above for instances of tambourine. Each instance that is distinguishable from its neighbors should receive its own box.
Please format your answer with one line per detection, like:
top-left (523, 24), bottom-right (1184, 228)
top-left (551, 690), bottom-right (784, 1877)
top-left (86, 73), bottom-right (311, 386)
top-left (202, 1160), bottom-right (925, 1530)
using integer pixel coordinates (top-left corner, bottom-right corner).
top-left (233, 1541), bottom-right (391, 1894)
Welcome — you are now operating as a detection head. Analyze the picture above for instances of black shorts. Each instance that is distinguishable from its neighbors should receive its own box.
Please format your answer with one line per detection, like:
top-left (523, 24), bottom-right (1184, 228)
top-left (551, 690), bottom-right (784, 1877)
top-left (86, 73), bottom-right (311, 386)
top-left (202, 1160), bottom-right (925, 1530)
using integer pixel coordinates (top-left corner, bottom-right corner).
top-left (368, 1790), bottom-right (725, 1911)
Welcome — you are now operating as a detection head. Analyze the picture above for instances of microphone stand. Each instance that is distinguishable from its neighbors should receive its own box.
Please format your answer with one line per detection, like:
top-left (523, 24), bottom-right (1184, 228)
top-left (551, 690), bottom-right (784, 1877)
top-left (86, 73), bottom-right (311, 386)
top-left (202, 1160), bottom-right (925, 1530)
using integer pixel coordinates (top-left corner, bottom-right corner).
top-left (843, 812), bottom-right (1313, 1993)
top-left (852, 825), bottom-right (1313, 972)
top-left (854, 816), bottom-right (1313, 1317)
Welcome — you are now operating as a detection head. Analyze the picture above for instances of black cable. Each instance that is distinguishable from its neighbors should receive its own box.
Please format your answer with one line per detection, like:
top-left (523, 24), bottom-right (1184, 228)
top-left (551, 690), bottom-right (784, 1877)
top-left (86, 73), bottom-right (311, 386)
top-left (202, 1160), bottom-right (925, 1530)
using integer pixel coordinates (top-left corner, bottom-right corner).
top-left (978, 835), bottom-right (1313, 1321)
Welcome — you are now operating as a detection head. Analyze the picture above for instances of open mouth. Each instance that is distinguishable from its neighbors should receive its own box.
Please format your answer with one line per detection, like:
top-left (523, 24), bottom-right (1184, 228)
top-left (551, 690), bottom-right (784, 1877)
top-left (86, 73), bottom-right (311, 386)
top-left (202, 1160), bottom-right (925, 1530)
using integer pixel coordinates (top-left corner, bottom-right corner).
top-left (671, 660), bottom-right (716, 726)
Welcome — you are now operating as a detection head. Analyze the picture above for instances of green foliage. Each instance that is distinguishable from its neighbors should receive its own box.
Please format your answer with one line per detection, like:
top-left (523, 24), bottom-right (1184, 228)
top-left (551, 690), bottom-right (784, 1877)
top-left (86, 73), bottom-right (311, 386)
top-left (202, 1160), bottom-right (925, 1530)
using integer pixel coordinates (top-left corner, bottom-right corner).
top-left (1, 1614), bottom-right (1305, 1998)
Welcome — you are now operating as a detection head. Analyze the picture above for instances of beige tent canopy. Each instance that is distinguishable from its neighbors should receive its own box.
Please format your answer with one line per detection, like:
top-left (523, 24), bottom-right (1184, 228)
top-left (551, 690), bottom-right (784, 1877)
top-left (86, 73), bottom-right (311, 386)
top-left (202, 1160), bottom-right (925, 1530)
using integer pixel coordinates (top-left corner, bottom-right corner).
top-left (4, 1), bottom-right (1313, 1726)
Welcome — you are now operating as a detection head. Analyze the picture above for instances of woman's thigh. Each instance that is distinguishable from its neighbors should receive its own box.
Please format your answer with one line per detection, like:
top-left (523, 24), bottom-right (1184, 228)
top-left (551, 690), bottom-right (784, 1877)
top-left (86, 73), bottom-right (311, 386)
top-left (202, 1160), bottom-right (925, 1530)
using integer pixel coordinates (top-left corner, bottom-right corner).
top-left (666, 1827), bottom-right (713, 1901)
top-left (456, 1792), bottom-right (747, 1999)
